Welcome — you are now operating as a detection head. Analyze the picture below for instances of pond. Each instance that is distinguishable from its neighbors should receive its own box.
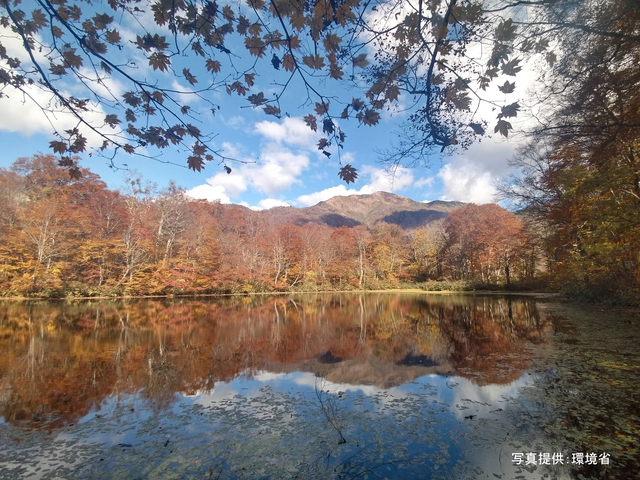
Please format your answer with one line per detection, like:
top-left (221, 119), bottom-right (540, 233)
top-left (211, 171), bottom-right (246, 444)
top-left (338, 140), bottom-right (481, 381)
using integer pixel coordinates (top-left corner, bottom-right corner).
top-left (0, 293), bottom-right (638, 479)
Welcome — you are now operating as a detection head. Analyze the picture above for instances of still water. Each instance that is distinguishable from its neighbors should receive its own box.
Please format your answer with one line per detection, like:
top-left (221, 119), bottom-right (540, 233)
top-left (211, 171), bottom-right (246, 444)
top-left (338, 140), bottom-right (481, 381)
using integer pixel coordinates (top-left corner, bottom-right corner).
top-left (0, 293), bottom-right (638, 479)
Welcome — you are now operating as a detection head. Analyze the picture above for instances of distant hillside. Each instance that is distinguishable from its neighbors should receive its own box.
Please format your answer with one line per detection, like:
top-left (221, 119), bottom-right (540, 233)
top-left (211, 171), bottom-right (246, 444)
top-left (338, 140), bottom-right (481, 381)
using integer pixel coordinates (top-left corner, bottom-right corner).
top-left (260, 191), bottom-right (464, 230)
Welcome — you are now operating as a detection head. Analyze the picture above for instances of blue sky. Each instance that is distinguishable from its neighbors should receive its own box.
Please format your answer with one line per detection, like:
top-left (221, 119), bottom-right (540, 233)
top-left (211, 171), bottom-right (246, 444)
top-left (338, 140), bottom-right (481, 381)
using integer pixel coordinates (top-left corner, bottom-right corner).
top-left (0, 2), bottom-right (524, 210)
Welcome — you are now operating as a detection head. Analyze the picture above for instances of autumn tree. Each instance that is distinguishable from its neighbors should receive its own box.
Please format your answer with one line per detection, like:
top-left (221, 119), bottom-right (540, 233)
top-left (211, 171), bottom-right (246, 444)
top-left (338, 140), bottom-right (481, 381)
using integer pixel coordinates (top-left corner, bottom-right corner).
top-left (499, 0), bottom-right (640, 301)
top-left (0, 0), bottom-right (551, 180)
top-left (443, 204), bottom-right (528, 284)
top-left (409, 220), bottom-right (447, 280)
top-left (369, 223), bottom-right (409, 282)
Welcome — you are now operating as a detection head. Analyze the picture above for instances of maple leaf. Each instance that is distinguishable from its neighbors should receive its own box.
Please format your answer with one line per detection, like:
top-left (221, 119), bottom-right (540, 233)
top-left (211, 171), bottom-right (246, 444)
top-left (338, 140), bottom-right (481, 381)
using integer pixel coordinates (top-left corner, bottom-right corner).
top-left (245, 36), bottom-right (266, 57)
top-left (104, 114), bottom-right (121, 128)
top-left (224, 165), bottom-right (232, 174)
top-left (498, 80), bottom-right (516, 94)
top-left (100, 61), bottom-right (112, 74)
top-left (191, 42), bottom-right (205, 57)
top-left (188, 155), bottom-right (205, 172)
top-left (193, 143), bottom-right (207, 156)
top-left (451, 92), bottom-right (472, 111)
top-left (222, 5), bottom-right (235, 21)
top-left (105, 29), bottom-right (120, 44)
top-left (290, 11), bottom-right (305, 30)
top-left (93, 13), bottom-right (113, 30)
top-left (237, 16), bottom-right (250, 35)
top-left (31, 9), bottom-right (48, 29)
top-left (151, 91), bottom-right (165, 104)
top-left (206, 59), bottom-right (221, 73)
top-left (186, 124), bottom-right (202, 137)
top-left (282, 54), bottom-right (295, 72)
top-left (244, 73), bottom-right (255, 86)
top-left (229, 81), bottom-right (248, 96)
top-left (494, 119), bottom-right (512, 137)
top-left (318, 138), bottom-right (330, 150)
top-left (289, 36), bottom-right (301, 50)
top-left (69, 167), bottom-right (82, 180)
top-left (329, 64), bottom-right (343, 79)
top-left (62, 48), bottom-right (83, 69)
top-left (248, 22), bottom-right (262, 36)
top-left (350, 98), bottom-right (364, 111)
top-left (501, 58), bottom-right (522, 76)
top-left (302, 54), bottom-right (325, 70)
top-left (263, 104), bottom-right (281, 116)
top-left (49, 140), bottom-right (67, 154)
top-left (304, 114), bottom-right (317, 132)
top-left (323, 34), bottom-right (342, 53)
top-left (57, 156), bottom-right (74, 167)
top-left (70, 134), bottom-right (87, 153)
top-left (546, 51), bottom-right (557, 66)
top-left (148, 52), bottom-right (170, 72)
top-left (359, 108), bottom-right (380, 126)
top-left (314, 102), bottom-right (329, 116)
top-left (183, 68), bottom-right (198, 85)
top-left (495, 19), bottom-right (517, 42)
top-left (136, 34), bottom-right (168, 52)
top-left (248, 92), bottom-right (266, 106)
top-left (385, 85), bottom-right (400, 103)
top-left (50, 63), bottom-right (66, 75)
top-left (125, 109), bottom-right (136, 122)
top-left (500, 102), bottom-right (520, 118)
top-left (338, 164), bottom-right (358, 184)
top-left (352, 53), bottom-right (369, 68)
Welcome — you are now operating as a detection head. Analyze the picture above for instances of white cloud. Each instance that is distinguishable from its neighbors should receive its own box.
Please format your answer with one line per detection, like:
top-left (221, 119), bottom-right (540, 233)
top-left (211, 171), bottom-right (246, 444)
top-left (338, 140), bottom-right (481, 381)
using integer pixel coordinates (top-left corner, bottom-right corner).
top-left (438, 162), bottom-right (495, 204)
top-left (437, 137), bottom-right (517, 204)
top-left (186, 184), bottom-right (231, 203)
top-left (254, 116), bottom-right (319, 147)
top-left (224, 115), bottom-right (247, 130)
top-left (0, 27), bottom-right (114, 148)
top-left (244, 142), bottom-right (309, 196)
top-left (363, 164), bottom-right (414, 192)
top-left (202, 171), bottom-right (248, 198)
top-left (256, 198), bottom-right (291, 209)
top-left (415, 177), bottom-right (435, 188)
top-left (188, 117), bottom-right (314, 202)
top-left (297, 185), bottom-right (358, 206)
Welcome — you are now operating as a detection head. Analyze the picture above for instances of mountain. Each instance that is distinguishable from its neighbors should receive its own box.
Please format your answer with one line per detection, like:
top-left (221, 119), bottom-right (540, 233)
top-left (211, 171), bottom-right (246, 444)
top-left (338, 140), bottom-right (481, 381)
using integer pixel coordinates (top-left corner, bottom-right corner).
top-left (260, 191), bottom-right (464, 230)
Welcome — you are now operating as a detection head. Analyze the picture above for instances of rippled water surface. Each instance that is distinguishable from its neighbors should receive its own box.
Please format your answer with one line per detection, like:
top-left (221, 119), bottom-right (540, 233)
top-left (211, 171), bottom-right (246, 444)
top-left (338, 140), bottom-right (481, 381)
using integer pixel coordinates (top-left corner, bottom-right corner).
top-left (0, 293), bottom-right (638, 479)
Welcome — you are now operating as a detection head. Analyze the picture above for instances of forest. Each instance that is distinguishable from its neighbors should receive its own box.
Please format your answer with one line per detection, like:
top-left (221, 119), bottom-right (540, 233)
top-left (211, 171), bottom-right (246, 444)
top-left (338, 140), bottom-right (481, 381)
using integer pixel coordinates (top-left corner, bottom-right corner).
top-left (1, 0), bottom-right (639, 304)
top-left (0, 154), bottom-right (542, 298)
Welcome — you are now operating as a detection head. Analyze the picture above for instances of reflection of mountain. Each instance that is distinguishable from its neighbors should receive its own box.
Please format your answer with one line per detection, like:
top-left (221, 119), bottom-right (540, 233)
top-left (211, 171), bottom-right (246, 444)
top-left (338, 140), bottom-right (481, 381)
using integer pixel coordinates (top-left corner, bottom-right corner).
top-left (0, 294), bottom-right (552, 429)
top-left (265, 354), bottom-right (453, 389)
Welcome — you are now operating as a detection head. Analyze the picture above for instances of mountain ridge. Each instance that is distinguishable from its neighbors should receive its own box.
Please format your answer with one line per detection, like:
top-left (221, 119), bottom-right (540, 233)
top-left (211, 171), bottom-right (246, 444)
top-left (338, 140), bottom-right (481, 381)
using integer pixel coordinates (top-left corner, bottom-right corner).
top-left (254, 191), bottom-right (465, 230)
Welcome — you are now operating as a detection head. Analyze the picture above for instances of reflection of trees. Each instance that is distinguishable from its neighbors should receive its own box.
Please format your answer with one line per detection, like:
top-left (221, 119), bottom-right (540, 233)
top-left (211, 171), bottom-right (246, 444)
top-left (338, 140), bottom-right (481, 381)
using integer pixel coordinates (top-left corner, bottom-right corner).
top-left (0, 295), bottom-right (552, 429)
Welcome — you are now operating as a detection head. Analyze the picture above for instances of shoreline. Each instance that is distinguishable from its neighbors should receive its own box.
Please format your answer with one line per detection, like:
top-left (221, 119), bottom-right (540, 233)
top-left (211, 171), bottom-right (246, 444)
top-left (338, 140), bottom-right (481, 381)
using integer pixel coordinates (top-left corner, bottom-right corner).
top-left (0, 289), bottom-right (560, 301)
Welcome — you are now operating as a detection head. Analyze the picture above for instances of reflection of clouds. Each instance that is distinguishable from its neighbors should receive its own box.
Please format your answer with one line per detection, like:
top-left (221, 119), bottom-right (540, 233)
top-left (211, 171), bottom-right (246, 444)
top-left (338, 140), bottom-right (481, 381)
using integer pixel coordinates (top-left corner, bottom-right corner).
top-left (446, 375), bottom-right (534, 420)
top-left (191, 370), bottom-right (533, 423)
top-left (290, 371), bottom-right (379, 396)
top-left (14, 369), bottom-right (563, 480)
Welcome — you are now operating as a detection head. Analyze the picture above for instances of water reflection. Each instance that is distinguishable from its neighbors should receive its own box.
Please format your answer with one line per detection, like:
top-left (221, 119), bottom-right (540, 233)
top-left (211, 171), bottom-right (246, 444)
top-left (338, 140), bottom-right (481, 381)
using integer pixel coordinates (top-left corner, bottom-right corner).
top-left (0, 294), bottom-right (549, 430)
